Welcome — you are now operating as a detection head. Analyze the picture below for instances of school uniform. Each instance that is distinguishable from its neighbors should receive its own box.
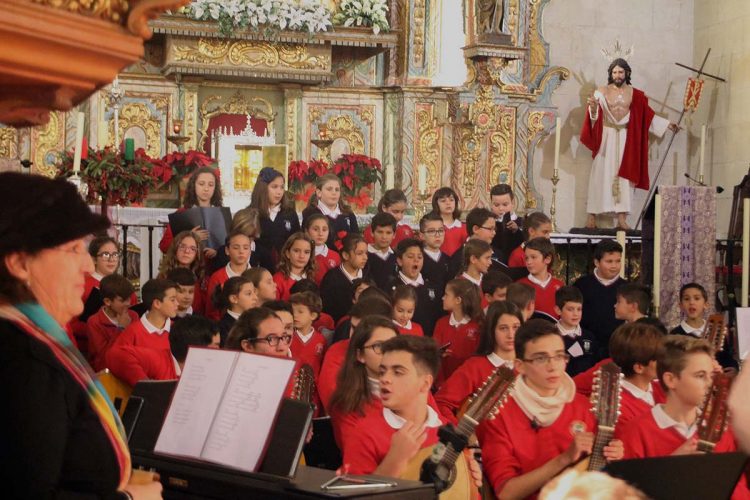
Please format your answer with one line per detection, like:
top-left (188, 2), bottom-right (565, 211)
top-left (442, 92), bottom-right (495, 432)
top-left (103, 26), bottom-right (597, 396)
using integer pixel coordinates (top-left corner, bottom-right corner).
top-left (448, 243), bottom-right (521, 282)
top-left (616, 379), bottom-right (666, 429)
top-left (517, 273), bottom-right (564, 319)
top-left (573, 271), bottom-right (627, 358)
top-left (313, 244), bottom-right (341, 284)
top-left (363, 222), bottom-right (414, 249)
top-left (210, 240), bottom-right (272, 275)
top-left (507, 243), bottom-right (526, 268)
top-left (86, 308), bottom-right (139, 372)
top-left (205, 262), bottom-right (250, 321)
top-left (318, 338), bottom-right (350, 413)
top-left (557, 323), bottom-right (599, 377)
top-left (366, 245), bottom-right (398, 290)
top-left (218, 310), bottom-right (240, 347)
top-left (434, 353), bottom-right (514, 422)
top-left (574, 357), bottom-right (667, 404)
top-left (440, 219), bottom-right (467, 257)
top-left (257, 207), bottom-right (301, 264)
top-left (493, 213), bottom-right (524, 264)
top-left (113, 314), bottom-right (171, 352)
top-left (105, 344), bottom-right (178, 387)
top-left (320, 265), bottom-right (364, 323)
top-left (273, 271), bottom-right (306, 301)
top-left (339, 401), bottom-right (445, 475)
top-left (432, 314), bottom-right (481, 387)
top-left (394, 320), bottom-right (424, 337)
top-left (458, 272), bottom-right (489, 309)
top-left (422, 247), bottom-right (450, 298)
top-left (386, 272), bottom-right (443, 337)
top-left (669, 320), bottom-right (705, 337)
top-left (302, 202), bottom-right (359, 250)
top-left (290, 326), bottom-right (327, 379)
top-left (314, 312), bottom-right (335, 338)
top-left (477, 389), bottom-right (596, 499)
top-left (192, 280), bottom-right (208, 316)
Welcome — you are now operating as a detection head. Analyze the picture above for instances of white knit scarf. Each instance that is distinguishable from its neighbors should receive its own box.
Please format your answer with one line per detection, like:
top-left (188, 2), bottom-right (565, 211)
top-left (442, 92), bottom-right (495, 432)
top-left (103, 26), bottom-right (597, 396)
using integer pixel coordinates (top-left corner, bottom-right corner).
top-left (511, 373), bottom-right (576, 427)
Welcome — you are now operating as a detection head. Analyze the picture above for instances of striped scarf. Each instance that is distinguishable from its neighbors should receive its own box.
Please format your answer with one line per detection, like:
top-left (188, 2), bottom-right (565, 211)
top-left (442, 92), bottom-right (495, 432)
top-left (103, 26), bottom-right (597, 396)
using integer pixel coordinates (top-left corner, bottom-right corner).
top-left (0, 303), bottom-right (131, 489)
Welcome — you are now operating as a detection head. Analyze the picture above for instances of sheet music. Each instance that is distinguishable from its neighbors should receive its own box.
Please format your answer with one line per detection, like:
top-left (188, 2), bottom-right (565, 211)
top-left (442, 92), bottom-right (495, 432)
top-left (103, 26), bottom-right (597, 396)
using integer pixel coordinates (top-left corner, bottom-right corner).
top-left (154, 349), bottom-right (238, 457)
top-left (201, 354), bottom-right (295, 471)
top-left (736, 307), bottom-right (750, 360)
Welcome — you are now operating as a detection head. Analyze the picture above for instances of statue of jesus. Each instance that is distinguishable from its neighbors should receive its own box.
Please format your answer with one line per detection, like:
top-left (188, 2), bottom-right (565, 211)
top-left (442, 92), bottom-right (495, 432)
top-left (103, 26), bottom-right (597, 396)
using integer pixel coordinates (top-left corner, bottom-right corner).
top-left (580, 58), bottom-right (679, 229)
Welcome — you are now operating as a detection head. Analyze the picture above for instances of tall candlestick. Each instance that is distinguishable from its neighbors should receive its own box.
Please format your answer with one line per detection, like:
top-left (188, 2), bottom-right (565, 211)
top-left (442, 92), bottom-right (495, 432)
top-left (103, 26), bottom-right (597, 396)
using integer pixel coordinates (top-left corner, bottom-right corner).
top-left (743, 198), bottom-right (749, 308)
top-left (554, 116), bottom-right (561, 176)
top-left (616, 230), bottom-right (626, 279)
top-left (72, 111), bottom-right (85, 173)
top-left (653, 194), bottom-right (662, 313)
top-left (699, 124), bottom-right (706, 182)
top-left (418, 164), bottom-right (427, 194)
top-left (385, 164), bottom-right (394, 190)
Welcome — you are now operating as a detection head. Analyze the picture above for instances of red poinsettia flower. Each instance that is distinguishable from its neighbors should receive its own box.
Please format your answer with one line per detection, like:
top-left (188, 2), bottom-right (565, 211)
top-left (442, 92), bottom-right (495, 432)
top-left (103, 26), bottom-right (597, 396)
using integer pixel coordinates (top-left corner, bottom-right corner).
top-left (288, 160), bottom-right (310, 182)
top-left (309, 159), bottom-right (329, 178)
top-left (342, 174), bottom-right (354, 190)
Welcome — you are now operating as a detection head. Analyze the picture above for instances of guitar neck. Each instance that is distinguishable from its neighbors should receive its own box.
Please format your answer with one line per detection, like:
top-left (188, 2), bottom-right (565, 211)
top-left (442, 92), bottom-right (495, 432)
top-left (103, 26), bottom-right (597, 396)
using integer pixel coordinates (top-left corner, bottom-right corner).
top-left (587, 426), bottom-right (614, 471)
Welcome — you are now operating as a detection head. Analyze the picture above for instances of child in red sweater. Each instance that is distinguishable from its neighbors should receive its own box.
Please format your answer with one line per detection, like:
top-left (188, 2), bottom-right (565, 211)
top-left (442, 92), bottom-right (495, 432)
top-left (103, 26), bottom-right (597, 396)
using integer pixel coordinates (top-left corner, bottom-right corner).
top-left (205, 231), bottom-right (252, 320)
top-left (435, 301), bottom-right (521, 421)
top-left (507, 212), bottom-right (552, 269)
top-left (289, 291), bottom-right (327, 378)
top-left (517, 237), bottom-right (563, 320)
top-left (303, 213), bottom-right (341, 285)
top-left (477, 319), bottom-right (623, 499)
top-left (87, 274), bottom-right (138, 372)
top-left (432, 279), bottom-right (483, 387)
top-left (273, 232), bottom-right (317, 301)
top-left (429, 187), bottom-right (466, 257)
top-left (363, 189), bottom-right (414, 249)
top-left (391, 284), bottom-right (424, 337)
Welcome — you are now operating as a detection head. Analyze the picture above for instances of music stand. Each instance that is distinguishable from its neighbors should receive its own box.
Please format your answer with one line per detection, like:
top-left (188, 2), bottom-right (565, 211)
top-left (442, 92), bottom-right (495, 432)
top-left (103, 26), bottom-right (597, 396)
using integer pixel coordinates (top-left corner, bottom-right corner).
top-left (604, 452), bottom-right (748, 499)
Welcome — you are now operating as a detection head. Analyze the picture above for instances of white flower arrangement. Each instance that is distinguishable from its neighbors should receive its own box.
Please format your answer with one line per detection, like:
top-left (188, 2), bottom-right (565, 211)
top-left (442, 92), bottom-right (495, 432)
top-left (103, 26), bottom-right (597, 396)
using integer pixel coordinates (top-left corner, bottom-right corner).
top-left (186, 0), bottom-right (333, 37)
top-left (332, 0), bottom-right (390, 35)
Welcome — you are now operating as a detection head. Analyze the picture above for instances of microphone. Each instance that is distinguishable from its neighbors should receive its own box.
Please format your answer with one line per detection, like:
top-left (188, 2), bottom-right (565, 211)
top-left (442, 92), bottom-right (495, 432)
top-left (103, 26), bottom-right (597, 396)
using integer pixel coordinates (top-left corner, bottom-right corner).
top-left (684, 173), bottom-right (724, 193)
top-left (531, 417), bottom-right (541, 431)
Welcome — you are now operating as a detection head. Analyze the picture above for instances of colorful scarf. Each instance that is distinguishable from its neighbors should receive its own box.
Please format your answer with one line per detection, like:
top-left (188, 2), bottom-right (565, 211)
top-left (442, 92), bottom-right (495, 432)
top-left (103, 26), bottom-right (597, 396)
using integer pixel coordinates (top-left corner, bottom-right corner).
top-left (0, 303), bottom-right (131, 489)
top-left (512, 372), bottom-right (576, 427)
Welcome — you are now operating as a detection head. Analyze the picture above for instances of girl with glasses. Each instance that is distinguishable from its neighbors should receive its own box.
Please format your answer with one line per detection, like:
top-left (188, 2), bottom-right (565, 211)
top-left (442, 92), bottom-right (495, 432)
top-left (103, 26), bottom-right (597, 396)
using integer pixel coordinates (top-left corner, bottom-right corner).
top-left (158, 230), bottom-right (207, 314)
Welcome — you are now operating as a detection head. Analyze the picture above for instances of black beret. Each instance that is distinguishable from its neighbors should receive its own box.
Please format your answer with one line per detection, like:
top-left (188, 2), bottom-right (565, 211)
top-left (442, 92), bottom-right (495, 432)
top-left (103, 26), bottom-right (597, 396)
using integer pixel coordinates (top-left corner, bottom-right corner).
top-left (0, 172), bottom-right (110, 256)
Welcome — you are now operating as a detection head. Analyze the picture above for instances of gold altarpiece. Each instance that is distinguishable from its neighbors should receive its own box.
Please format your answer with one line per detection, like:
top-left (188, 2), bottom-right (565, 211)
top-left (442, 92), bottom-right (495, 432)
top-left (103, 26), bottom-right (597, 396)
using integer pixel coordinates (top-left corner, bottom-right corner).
top-left (0, 0), bottom-right (568, 214)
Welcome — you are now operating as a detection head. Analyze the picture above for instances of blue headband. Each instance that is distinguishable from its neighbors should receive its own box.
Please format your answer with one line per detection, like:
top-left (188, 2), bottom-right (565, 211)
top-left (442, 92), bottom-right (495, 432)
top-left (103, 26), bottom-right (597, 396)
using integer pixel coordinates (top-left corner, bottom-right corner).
top-left (258, 167), bottom-right (283, 184)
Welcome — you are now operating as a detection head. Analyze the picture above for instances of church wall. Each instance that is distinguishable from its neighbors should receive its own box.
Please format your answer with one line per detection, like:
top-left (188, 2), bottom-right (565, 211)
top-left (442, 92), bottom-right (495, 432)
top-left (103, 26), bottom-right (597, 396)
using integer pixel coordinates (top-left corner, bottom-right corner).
top-left (541, 0), bottom-right (693, 230)
top-left (693, 0), bottom-right (750, 238)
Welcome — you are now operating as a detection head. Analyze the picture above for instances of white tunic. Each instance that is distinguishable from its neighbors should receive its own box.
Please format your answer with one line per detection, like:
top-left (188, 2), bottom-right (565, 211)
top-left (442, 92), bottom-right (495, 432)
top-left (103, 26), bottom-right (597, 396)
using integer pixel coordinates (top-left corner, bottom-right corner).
top-left (586, 90), bottom-right (670, 215)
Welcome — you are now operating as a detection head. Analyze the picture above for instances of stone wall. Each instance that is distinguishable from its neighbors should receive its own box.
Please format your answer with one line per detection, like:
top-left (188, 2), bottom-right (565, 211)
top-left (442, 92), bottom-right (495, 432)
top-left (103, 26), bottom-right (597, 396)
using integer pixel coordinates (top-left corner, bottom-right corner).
top-left (541, 0), bottom-right (694, 230)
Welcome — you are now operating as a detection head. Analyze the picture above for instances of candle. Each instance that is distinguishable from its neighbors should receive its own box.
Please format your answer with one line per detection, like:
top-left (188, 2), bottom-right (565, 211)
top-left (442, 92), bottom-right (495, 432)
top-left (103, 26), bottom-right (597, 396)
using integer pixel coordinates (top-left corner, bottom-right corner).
top-left (616, 230), bottom-right (626, 279)
top-left (81, 137), bottom-right (88, 160)
top-left (699, 124), bottom-right (706, 180)
top-left (98, 120), bottom-right (108, 148)
top-left (653, 194), bottom-right (662, 313)
top-left (554, 116), bottom-right (561, 176)
top-left (72, 111), bottom-right (85, 173)
top-left (124, 138), bottom-right (135, 161)
top-left (385, 164), bottom-right (394, 190)
top-left (743, 198), bottom-right (749, 307)
top-left (418, 164), bottom-right (427, 194)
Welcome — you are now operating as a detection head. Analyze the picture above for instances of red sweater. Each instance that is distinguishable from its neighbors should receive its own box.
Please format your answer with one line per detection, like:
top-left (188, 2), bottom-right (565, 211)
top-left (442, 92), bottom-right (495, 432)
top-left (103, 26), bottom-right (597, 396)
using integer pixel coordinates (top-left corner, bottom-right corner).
top-left (517, 275), bottom-right (564, 319)
top-left (616, 381), bottom-right (666, 429)
top-left (508, 244), bottom-right (525, 268)
top-left (477, 393), bottom-right (596, 499)
top-left (338, 400), bottom-right (445, 475)
top-left (435, 355), bottom-right (501, 422)
top-left (86, 308), bottom-right (139, 372)
top-left (441, 222), bottom-right (467, 257)
top-left (432, 316), bottom-right (481, 387)
top-left (363, 224), bottom-right (415, 249)
top-left (395, 321), bottom-right (424, 337)
top-left (206, 265), bottom-right (249, 321)
top-left (114, 316), bottom-right (171, 352)
top-left (574, 358), bottom-right (666, 406)
top-left (314, 250), bottom-right (341, 285)
top-left (290, 327), bottom-right (327, 379)
top-left (314, 312), bottom-right (335, 332)
top-left (105, 344), bottom-right (177, 387)
top-left (273, 271), bottom-right (300, 301)
top-left (318, 339), bottom-right (349, 413)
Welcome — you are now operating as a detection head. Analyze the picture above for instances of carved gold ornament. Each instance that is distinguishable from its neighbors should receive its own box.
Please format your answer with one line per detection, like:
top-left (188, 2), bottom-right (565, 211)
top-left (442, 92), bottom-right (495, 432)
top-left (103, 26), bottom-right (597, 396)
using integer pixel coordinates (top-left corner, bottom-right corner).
top-left (198, 92), bottom-right (276, 153)
top-left (110, 102), bottom-right (163, 158)
top-left (415, 105), bottom-right (442, 193)
top-left (173, 39), bottom-right (330, 71)
top-left (412, 0), bottom-right (426, 67)
top-left (457, 127), bottom-right (480, 198)
top-left (0, 127), bottom-right (18, 159)
top-left (325, 114), bottom-right (365, 154)
top-left (33, 111), bottom-right (64, 177)
top-left (488, 109), bottom-right (515, 185)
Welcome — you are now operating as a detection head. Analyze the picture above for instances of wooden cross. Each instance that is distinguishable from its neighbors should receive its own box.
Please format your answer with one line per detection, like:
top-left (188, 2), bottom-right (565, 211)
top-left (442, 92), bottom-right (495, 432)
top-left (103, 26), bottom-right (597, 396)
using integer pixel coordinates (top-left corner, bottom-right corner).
top-left (676, 48), bottom-right (726, 83)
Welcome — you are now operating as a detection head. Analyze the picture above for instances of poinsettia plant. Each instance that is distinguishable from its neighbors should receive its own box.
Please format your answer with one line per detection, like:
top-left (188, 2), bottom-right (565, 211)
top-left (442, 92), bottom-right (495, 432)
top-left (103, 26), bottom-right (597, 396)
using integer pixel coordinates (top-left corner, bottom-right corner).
top-left (151, 149), bottom-right (216, 186)
top-left (56, 147), bottom-right (159, 210)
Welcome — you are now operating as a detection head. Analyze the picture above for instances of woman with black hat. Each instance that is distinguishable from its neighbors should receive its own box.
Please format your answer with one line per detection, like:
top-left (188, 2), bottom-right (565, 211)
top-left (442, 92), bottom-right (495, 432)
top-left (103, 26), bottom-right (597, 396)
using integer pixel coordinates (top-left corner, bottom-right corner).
top-left (0, 173), bottom-right (161, 498)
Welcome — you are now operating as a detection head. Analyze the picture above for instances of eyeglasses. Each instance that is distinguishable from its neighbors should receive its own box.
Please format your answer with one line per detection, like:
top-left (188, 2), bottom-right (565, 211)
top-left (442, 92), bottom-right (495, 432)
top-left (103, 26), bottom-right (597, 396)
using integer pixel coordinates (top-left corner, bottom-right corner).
top-left (422, 229), bottom-right (446, 236)
top-left (178, 244), bottom-right (198, 253)
top-left (521, 354), bottom-right (570, 366)
top-left (247, 334), bottom-right (292, 347)
top-left (479, 226), bottom-right (497, 233)
top-left (362, 342), bottom-right (385, 355)
top-left (97, 251), bottom-right (121, 260)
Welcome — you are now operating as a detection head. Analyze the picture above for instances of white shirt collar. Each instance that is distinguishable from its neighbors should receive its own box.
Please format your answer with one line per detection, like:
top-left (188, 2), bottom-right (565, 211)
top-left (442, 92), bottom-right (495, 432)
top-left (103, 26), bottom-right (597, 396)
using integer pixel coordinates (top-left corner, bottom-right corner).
top-left (423, 248), bottom-right (442, 262)
top-left (394, 319), bottom-right (412, 330)
top-left (227, 309), bottom-right (241, 320)
top-left (269, 204), bottom-right (281, 222)
top-left (461, 272), bottom-right (482, 287)
top-left (397, 219), bottom-right (410, 227)
top-left (140, 314), bottom-right (171, 335)
top-left (399, 271), bottom-right (424, 287)
top-left (91, 271), bottom-right (105, 282)
top-left (295, 327), bottom-right (315, 343)
top-left (651, 404), bottom-right (697, 438)
top-left (557, 322), bottom-right (582, 338)
top-left (445, 218), bottom-right (462, 229)
top-left (226, 261), bottom-right (249, 278)
top-left (679, 319), bottom-right (705, 337)
top-left (496, 212), bottom-right (518, 222)
top-left (315, 244), bottom-right (329, 257)
top-left (176, 306), bottom-right (193, 318)
top-left (368, 377), bottom-right (380, 398)
top-left (102, 308), bottom-right (120, 327)
top-left (289, 272), bottom-right (306, 281)
top-left (382, 405), bottom-right (441, 430)
top-left (487, 352), bottom-right (515, 369)
top-left (527, 273), bottom-right (552, 288)
top-left (593, 268), bottom-right (620, 287)
top-left (368, 243), bottom-right (394, 259)
top-left (449, 313), bottom-right (470, 327)
top-left (317, 200), bottom-right (341, 218)
top-left (621, 379), bottom-right (655, 406)
top-left (340, 264), bottom-right (363, 282)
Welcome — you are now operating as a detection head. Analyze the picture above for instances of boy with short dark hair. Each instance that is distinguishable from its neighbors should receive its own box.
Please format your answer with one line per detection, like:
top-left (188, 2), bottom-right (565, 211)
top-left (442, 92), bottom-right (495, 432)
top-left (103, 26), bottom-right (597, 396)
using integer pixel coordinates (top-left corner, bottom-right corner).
top-left (517, 237), bottom-right (563, 320)
top-left (573, 239), bottom-right (627, 359)
top-left (482, 270), bottom-right (512, 305)
top-left (206, 230), bottom-right (253, 320)
top-left (289, 291), bottom-right (327, 378)
top-left (365, 212), bottom-right (398, 290)
top-left (419, 213), bottom-right (450, 300)
top-left (554, 286), bottom-right (598, 376)
top-left (507, 212), bottom-right (552, 268)
top-left (87, 274), bottom-right (138, 371)
top-left (448, 207), bottom-right (515, 280)
top-left (506, 282), bottom-right (536, 321)
top-left (489, 183), bottom-right (524, 264)
top-left (670, 282), bottom-right (709, 337)
top-left (478, 319), bottom-right (623, 499)
top-left (166, 267), bottom-right (198, 319)
top-left (614, 283), bottom-right (650, 323)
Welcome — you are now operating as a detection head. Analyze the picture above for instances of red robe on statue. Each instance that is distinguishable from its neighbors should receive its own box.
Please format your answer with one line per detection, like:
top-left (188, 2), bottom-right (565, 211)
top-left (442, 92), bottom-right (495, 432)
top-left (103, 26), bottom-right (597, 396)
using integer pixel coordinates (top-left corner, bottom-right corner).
top-left (580, 88), bottom-right (655, 190)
